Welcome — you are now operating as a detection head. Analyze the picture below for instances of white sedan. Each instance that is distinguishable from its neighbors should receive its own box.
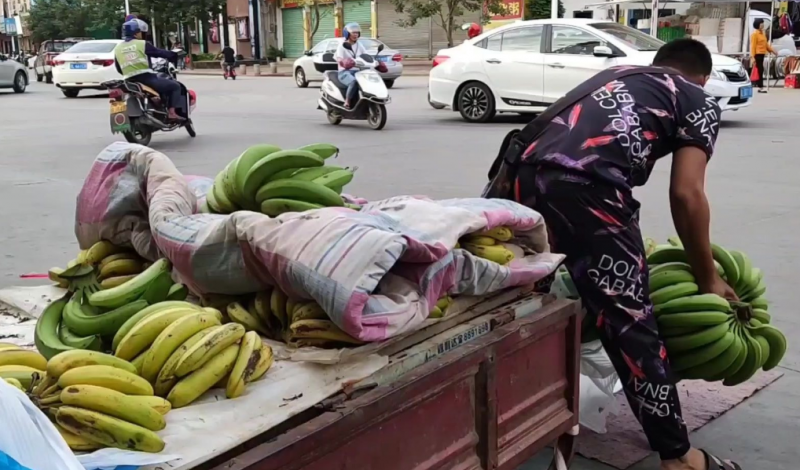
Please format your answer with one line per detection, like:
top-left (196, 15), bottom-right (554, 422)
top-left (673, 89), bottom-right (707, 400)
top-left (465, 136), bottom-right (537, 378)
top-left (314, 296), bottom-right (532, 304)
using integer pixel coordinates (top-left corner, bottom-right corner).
top-left (52, 40), bottom-right (122, 98)
top-left (429, 19), bottom-right (753, 123)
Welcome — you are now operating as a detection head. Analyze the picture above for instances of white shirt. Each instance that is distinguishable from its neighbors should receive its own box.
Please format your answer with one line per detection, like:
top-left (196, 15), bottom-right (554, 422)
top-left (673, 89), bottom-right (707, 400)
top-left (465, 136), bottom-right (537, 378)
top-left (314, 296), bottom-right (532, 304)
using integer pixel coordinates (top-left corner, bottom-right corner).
top-left (334, 41), bottom-right (368, 71)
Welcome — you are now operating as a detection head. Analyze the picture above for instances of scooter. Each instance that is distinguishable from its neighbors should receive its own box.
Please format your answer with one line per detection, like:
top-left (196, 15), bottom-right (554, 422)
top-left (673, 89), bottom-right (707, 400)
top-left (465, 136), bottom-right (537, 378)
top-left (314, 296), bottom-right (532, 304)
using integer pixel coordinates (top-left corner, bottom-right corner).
top-left (317, 43), bottom-right (390, 130)
top-left (223, 62), bottom-right (237, 80)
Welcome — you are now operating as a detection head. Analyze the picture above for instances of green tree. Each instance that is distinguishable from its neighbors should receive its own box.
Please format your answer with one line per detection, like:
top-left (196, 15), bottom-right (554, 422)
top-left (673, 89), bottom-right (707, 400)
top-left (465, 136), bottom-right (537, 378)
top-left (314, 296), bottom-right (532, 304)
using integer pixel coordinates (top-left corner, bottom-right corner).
top-left (390, 0), bottom-right (508, 48)
top-left (27, 0), bottom-right (90, 43)
top-left (525, 0), bottom-right (564, 20)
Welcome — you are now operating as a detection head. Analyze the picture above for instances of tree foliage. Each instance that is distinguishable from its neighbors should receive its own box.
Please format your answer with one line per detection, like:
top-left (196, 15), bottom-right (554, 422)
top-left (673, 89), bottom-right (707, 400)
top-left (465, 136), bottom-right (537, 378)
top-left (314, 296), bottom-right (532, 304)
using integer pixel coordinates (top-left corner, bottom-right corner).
top-left (27, 0), bottom-right (90, 43)
top-left (525, 0), bottom-right (564, 20)
top-left (390, 0), bottom-right (508, 47)
top-left (295, 0), bottom-right (334, 39)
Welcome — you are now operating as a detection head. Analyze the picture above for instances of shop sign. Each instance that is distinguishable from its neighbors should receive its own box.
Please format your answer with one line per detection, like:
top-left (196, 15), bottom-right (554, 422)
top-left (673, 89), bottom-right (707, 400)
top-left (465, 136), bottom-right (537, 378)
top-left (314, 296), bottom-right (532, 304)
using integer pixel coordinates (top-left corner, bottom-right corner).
top-left (491, 0), bottom-right (523, 21)
top-left (281, 0), bottom-right (333, 8)
top-left (3, 18), bottom-right (17, 35)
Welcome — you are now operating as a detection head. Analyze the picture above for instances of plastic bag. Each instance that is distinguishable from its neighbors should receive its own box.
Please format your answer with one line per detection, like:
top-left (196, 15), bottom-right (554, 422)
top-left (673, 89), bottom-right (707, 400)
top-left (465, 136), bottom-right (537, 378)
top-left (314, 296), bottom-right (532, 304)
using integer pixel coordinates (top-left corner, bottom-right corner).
top-left (0, 381), bottom-right (178, 470)
top-left (578, 340), bottom-right (622, 434)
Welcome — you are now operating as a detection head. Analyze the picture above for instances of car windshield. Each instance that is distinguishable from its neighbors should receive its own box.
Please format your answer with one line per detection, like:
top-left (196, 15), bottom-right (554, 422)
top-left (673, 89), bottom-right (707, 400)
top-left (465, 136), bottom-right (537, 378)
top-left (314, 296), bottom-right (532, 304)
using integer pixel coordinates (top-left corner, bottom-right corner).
top-left (356, 38), bottom-right (383, 51)
top-left (66, 42), bottom-right (117, 53)
top-left (591, 23), bottom-right (664, 51)
top-left (51, 42), bottom-right (79, 52)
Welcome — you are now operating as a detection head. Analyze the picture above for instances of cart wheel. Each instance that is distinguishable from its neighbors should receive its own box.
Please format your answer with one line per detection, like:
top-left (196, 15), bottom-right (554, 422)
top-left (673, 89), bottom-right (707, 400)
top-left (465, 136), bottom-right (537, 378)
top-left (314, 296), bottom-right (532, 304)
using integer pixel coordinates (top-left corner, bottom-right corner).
top-left (548, 425), bottom-right (578, 470)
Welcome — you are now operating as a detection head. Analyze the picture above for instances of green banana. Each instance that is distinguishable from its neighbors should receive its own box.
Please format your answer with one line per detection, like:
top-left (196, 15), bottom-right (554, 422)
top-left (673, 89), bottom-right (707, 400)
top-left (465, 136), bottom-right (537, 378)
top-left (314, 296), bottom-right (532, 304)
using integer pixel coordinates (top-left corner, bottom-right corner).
top-left (666, 236), bottom-right (683, 247)
top-left (34, 296), bottom-right (75, 360)
top-left (212, 168), bottom-right (239, 214)
top-left (729, 250), bottom-right (752, 293)
top-left (167, 283), bottom-right (189, 301)
top-left (654, 294), bottom-right (731, 316)
top-left (58, 323), bottom-right (103, 351)
top-left (753, 335), bottom-right (771, 368)
top-left (63, 294), bottom-right (147, 337)
top-left (656, 311), bottom-right (731, 328)
top-left (298, 143), bottom-right (339, 159)
top-left (650, 282), bottom-right (699, 305)
top-left (112, 301), bottom-right (201, 352)
top-left (647, 247), bottom-right (689, 265)
top-left (751, 308), bottom-right (771, 324)
top-left (750, 296), bottom-right (768, 310)
top-left (711, 244), bottom-right (739, 290)
top-left (707, 324), bottom-right (748, 382)
top-left (88, 259), bottom-right (171, 309)
top-left (233, 145), bottom-right (283, 206)
top-left (664, 321), bottom-right (731, 353)
top-left (290, 166), bottom-right (345, 182)
top-left (311, 169), bottom-right (354, 190)
top-left (255, 179), bottom-right (344, 207)
top-left (267, 168), bottom-right (302, 181)
top-left (741, 277), bottom-right (766, 302)
top-left (260, 198), bottom-right (325, 217)
top-left (670, 329), bottom-right (735, 372)
top-left (205, 186), bottom-right (224, 213)
top-left (649, 262), bottom-right (693, 276)
top-left (748, 323), bottom-right (786, 371)
top-left (242, 150), bottom-right (324, 204)
top-left (723, 328), bottom-right (763, 386)
top-left (141, 271), bottom-right (174, 304)
top-left (659, 325), bottom-right (705, 338)
top-left (649, 270), bottom-right (696, 292)
top-left (678, 333), bottom-right (741, 380)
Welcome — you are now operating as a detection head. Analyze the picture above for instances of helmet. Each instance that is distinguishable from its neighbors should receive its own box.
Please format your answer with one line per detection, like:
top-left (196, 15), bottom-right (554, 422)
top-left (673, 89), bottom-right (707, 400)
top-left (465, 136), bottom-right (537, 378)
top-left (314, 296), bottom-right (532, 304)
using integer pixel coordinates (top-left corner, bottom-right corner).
top-left (343, 23), bottom-right (361, 40)
top-left (466, 23), bottom-right (481, 39)
top-left (122, 19), bottom-right (149, 39)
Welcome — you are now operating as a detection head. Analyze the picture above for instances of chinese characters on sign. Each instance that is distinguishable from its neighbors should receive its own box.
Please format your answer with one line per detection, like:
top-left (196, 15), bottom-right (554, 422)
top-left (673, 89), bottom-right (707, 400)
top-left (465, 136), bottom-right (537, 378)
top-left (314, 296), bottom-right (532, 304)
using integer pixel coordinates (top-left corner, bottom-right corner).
top-left (492, 0), bottom-right (523, 21)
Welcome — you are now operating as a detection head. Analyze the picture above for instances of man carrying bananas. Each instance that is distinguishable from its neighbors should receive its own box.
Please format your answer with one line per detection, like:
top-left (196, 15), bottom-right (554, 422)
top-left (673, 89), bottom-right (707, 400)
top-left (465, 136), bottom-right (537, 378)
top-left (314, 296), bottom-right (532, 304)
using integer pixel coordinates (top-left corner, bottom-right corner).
top-left (499, 39), bottom-right (741, 470)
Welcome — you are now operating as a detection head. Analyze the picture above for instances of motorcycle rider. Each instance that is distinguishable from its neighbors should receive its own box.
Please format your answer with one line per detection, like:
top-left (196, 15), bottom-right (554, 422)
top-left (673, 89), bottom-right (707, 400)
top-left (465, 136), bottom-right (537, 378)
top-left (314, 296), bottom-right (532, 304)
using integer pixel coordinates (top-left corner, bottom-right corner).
top-left (113, 19), bottom-right (183, 121)
top-left (334, 23), bottom-right (367, 109)
top-left (216, 45), bottom-right (236, 76)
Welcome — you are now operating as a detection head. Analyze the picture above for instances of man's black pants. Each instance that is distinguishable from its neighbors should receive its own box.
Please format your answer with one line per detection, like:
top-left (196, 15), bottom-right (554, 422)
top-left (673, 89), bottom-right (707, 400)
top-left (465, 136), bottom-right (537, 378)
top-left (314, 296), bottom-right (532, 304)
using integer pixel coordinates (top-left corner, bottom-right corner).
top-left (131, 73), bottom-right (182, 110)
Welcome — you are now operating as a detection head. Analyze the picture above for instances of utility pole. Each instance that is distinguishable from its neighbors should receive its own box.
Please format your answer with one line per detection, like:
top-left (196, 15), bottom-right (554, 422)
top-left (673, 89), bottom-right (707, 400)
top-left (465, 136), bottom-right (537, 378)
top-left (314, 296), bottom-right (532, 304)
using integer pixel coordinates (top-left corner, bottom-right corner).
top-left (125, 0), bottom-right (130, 15)
top-left (551, 0), bottom-right (558, 18)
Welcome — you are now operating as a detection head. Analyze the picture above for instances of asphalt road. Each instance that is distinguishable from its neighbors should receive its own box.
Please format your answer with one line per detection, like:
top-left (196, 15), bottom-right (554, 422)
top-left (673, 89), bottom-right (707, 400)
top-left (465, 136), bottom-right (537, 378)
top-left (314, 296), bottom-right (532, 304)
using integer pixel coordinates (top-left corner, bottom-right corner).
top-left (1, 74), bottom-right (799, 468)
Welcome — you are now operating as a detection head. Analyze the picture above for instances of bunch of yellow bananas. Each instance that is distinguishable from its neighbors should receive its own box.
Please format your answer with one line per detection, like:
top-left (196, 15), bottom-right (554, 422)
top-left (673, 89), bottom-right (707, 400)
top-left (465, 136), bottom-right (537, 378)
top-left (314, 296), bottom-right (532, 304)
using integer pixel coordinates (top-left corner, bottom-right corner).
top-left (458, 226), bottom-right (518, 266)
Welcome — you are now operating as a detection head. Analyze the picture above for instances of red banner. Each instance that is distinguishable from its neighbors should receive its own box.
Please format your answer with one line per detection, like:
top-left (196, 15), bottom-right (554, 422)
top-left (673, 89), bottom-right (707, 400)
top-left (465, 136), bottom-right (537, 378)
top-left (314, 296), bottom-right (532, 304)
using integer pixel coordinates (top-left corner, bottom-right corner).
top-left (491, 0), bottom-right (524, 21)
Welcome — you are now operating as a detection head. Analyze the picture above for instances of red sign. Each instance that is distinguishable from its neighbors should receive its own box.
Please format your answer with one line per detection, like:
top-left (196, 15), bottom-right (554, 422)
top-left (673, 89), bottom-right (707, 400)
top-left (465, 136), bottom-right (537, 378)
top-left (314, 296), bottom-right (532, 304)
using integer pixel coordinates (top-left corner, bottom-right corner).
top-left (491, 0), bottom-right (523, 21)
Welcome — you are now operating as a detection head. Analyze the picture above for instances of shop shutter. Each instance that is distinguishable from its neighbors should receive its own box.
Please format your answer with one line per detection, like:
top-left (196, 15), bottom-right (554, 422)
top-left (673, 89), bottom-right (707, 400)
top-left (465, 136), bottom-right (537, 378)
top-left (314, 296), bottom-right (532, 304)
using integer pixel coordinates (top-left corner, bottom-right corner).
top-left (343, 0), bottom-right (372, 37)
top-left (430, 10), bottom-right (482, 54)
top-left (311, 5), bottom-right (336, 45)
top-left (282, 7), bottom-right (305, 58)
top-left (376, 0), bottom-right (430, 57)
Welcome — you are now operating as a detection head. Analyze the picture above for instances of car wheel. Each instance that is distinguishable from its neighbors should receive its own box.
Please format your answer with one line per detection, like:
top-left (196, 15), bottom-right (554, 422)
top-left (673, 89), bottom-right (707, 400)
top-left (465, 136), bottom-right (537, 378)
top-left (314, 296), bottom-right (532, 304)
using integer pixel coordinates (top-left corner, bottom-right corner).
top-left (45, 72), bottom-right (53, 84)
top-left (295, 68), bottom-right (308, 88)
top-left (12, 72), bottom-right (27, 93)
top-left (61, 88), bottom-right (79, 98)
top-left (428, 92), bottom-right (445, 110)
top-left (36, 73), bottom-right (43, 82)
top-left (384, 79), bottom-right (395, 89)
top-left (457, 82), bottom-right (495, 123)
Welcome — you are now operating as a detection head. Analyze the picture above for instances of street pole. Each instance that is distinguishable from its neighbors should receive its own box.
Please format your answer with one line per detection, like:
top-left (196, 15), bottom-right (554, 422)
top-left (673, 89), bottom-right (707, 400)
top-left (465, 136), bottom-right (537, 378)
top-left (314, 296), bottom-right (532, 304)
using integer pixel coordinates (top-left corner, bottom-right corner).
top-left (551, 0), bottom-right (558, 18)
top-left (124, 0), bottom-right (130, 15)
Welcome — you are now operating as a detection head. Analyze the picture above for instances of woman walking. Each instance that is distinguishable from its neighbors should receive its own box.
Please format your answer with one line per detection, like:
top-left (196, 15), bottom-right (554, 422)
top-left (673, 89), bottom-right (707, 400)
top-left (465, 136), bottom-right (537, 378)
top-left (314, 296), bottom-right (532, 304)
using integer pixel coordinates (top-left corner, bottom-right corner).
top-left (751, 19), bottom-right (776, 93)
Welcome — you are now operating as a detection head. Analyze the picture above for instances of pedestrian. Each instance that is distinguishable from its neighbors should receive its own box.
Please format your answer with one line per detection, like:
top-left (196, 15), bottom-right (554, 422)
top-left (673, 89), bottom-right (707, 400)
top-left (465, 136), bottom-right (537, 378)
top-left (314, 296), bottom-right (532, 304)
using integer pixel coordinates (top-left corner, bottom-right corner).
top-left (491, 38), bottom-right (742, 470)
top-left (750, 18), bottom-right (776, 93)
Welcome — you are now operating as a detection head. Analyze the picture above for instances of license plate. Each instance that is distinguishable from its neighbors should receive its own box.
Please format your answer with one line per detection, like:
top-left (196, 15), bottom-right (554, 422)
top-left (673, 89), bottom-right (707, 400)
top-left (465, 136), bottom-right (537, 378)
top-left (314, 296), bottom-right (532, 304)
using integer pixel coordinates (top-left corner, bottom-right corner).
top-left (377, 56), bottom-right (390, 63)
top-left (110, 101), bottom-right (127, 114)
top-left (739, 86), bottom-right (753, 99)
top-left (70, 63), bottom-right (87, 70)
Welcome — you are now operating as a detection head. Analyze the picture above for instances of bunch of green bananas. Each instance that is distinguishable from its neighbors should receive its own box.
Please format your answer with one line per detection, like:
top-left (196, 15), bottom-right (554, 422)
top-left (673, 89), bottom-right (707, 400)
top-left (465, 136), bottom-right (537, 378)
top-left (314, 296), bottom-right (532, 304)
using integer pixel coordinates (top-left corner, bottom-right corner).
top-left (647, 238), bottom-right (786, 385)
top-left (429, 295), bottom-right (452, 319)
top-left (221, 288), bottom-right (362, 349)
top-left (35, 254), bottom-right (189, 360)
top-left (458, 226), bottom-right (518, 266)
top-left (204, 143), bottom-right (359, 217)
top-left (21, 349), bottom-right (170, 453)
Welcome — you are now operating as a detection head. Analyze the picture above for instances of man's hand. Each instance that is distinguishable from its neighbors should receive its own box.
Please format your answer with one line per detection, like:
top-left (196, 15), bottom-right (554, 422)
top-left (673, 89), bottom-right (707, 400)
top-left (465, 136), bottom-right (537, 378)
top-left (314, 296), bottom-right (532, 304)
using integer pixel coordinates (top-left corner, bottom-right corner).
top-left (698, 273), bottom-right (739, 300)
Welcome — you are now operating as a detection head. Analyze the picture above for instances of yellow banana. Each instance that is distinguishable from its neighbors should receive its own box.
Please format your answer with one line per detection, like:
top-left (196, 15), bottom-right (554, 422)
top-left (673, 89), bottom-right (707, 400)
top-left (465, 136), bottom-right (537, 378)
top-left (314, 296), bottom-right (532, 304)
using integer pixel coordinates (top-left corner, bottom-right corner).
top-left (76, 249), bottom-right (89, 265)
top-left (140, 311), bottom-right (222, 382)
top-left (289, 320), bottom-right (363, 345)
top-left (436, 296), bottom-right (452, 310)
top-left (226, 331), bottom-right (261, 399)
top-left (3, 377), bottom-right (24, 390)
top-left (131, 349), bottom-right (148, 375)
top-left (127, 395), bottom-right (172, 415)
top-left (474, 226), bottom-right (513, 242)
top-left (98, 252), bottom-right (139, 270)
top-left (462, 243), bottom-right (515, 265)
top-left (98, 258), bottom-right (145, 280)
top-left (0, 342), bottom-right (21, 351)
top-left (60, 384), bottom-right (165, 431)
top-left (58, 365), bottom-right (153, 396)
top-left (285, 298), bottom-right (298, 320)
top-left (100, 275), bottom-right (138, 290)
top-left (175, 323), bottom-right (245, 377)
top-left (227, 302), bottom-right (269, 335)
top-left (56, 423), bottom-right (103, 451)
top-left (0, 349), bottom-right (47, 370)
top-left (56, 406), bottom-right (165, 453)
top-left (48, 268), bottom-right (69, 288)
top-left (154, 328), bottom-right (217, 397)
top-left (247, 343), bottom-right (274, 382)
top-left (0, 365), bottom-right (43, 389)
top-left (47, 350), bottom-right (138, 379)
top-left (291, 302), bottom-right (328, 322)
top-left (83, 241), bottom-right (126, 266)
top-left (254, 290), bottom-right (274, 329)
top-left (270, 288), bottom-right (288, 328)
top-left (167, 344), bottom-right (239, 408)
top-left (462, 235), bottom-right (496, 246)
top-left (114, 306), bottom-right (199, 360)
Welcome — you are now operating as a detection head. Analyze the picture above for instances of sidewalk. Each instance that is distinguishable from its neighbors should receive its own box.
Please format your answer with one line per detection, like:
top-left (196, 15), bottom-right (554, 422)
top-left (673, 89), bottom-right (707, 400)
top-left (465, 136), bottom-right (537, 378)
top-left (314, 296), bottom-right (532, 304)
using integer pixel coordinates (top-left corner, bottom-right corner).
top-left (181, 58), bottom-right (432, 78)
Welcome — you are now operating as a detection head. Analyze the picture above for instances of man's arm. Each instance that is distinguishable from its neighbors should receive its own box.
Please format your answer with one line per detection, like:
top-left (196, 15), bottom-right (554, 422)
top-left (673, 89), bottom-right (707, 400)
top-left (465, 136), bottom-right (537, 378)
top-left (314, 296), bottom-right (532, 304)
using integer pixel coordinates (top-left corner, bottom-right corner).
top-left (145, 43), bottom-right (178, 63)
top-left (669, 147), bottom-right (737, 299)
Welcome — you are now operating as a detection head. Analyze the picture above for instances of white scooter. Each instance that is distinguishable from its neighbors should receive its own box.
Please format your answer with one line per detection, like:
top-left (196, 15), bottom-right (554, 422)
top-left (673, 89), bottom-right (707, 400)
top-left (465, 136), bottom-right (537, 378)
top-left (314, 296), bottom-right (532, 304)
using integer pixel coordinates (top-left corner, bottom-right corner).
top-left (317, 43), bottom-right (390, 130)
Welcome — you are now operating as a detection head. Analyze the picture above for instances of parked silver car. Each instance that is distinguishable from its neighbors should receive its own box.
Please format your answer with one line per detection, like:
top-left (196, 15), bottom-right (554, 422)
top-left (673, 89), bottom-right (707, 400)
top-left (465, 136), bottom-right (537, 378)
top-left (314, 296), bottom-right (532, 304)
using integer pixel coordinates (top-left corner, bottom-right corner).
top-left (293, 37), bottom-right (403, 88)
top-left (0, 53), bottom-right (28, 93)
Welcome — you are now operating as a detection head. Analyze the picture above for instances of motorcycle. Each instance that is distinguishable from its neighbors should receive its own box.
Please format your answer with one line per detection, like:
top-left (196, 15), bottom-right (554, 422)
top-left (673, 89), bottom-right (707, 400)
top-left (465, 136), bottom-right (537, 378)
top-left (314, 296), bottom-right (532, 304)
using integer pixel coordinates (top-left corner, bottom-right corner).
top-left (317, 42), bottom-right (390, 130)
top-left (103, 54), bottom-right (197, 147)
top-left (223, 62), bottom-right (237, 80)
